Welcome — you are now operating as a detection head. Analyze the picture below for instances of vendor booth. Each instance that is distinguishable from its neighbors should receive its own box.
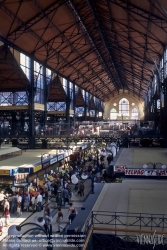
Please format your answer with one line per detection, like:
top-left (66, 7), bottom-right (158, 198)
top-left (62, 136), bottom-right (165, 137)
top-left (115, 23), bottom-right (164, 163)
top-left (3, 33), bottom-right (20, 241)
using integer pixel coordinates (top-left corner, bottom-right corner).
top-left (0, 166), bottom-right (19, 193)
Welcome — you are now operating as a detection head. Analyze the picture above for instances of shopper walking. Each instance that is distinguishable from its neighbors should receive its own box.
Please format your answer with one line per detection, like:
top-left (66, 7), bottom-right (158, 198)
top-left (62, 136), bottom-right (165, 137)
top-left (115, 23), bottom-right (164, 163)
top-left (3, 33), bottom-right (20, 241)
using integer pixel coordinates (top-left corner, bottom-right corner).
top-left (78, 181), bottom-right (85, 196)
top-left (56, 207), bottom-right (63, 233)
top-left (36, 193), bottom-right (43, 212)
top-left (69, 209), bottom-right (76, 224)
top-left (62, 188), bottom-right (69, 206)
top-left (31, 194), bottom-right (36, 213)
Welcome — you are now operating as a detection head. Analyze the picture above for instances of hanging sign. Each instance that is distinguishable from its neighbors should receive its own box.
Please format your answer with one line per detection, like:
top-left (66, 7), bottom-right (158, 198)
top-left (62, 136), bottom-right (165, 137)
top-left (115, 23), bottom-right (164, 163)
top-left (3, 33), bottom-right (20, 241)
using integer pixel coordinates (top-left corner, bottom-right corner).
top-left (33, 164), bottom-right (42, 173)
top-left (125, 169), bottom-right (167, 176)
top-left (57, 154), bottom-right (64, 161)
top-left (114, 165), bottom-right (167, 176)
top-left (50, 156), bottom-right (58, 165)
top-left (42, 161), bottom-right (50, 169)
top-left (114, 166), bottom-right (126, 172)
top-left (0, 170), bottom-right (10, 175)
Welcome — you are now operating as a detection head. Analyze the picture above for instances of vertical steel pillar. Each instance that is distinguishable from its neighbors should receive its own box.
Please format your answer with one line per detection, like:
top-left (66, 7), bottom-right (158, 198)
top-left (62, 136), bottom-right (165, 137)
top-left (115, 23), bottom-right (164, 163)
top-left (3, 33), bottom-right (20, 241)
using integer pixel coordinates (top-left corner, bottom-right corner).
top-left (84, 91), bottom-right (87, 121)
top-left (94, 98), bottom-right (98, 122)
top-left (29, 56), bottom-right (35, 149)
top-left (73, 83), bottom-right (76, 127)
top-left (163, 78), bottom-right (167, 147)
top-left (66, 80), bottom-right (71, 126)
top-left (43, 67), bottom-right (47, 126)
top-left (153, 91), bottom-right (158, 132)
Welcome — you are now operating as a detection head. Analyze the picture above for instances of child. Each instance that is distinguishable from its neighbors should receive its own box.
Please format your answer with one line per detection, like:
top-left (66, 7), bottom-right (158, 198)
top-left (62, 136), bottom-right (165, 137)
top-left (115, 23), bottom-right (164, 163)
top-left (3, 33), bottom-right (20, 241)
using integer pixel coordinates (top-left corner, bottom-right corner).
top-left (4, 205), bottom-right (10, 227)
top-left (0, 215), bottom-right (3, 235)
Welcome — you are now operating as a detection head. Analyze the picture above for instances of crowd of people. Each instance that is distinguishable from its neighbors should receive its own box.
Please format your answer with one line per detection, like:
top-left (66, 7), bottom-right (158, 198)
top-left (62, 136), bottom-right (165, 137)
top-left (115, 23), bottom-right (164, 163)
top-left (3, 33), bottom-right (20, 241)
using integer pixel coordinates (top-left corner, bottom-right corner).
top-left (0, 142), bottom-right (117, 235)
top-left (0, 175), bottom-right (79, 235)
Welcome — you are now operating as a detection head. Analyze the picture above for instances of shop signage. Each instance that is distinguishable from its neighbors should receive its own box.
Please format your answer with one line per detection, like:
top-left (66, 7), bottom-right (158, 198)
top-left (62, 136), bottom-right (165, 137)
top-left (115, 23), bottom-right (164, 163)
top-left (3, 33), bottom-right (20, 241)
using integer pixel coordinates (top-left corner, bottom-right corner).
top-left (114, 166), bottom-right (167, 176)
top-left (114, 166), bottom-right (126, 172)
top-left (18, 168), bottom-right (30, 173)
top-left (50, 157), bottom-right (57, 165)
top-left (12, 168), bottom-right (18, 175)
top-left (33, 164), bottom-right (42, 173)
top-left (125, 169), bottom-right (167, 176)
top-left (14, 173), bottom-right (28, 183)
top-left (42, 161), bottom-right (50, 169)
top-left (0, 170), bottom-right (10, 175)
top-left (57, 154), bottom-right (64, 161)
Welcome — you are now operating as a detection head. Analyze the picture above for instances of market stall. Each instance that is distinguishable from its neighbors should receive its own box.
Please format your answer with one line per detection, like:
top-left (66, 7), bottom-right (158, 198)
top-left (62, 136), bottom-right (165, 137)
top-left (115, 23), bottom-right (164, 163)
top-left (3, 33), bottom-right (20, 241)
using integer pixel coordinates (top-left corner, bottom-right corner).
top-left (0, 166), bottom-right (19, 193)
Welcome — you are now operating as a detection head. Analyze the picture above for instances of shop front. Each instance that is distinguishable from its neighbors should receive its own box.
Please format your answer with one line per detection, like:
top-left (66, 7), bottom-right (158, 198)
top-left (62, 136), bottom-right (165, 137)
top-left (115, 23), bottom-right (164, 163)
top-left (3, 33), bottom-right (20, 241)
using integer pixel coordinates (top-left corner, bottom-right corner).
top-left (17, 154), bottom-right (65, 189)
top-left (26, 163), bottom-right (43, 187)
top-left (0, 167), bottom-right (18, 193)
top-left (29, 154), bottom-right (65, 185)
top-left (13, 172), bottom-right (29, 193)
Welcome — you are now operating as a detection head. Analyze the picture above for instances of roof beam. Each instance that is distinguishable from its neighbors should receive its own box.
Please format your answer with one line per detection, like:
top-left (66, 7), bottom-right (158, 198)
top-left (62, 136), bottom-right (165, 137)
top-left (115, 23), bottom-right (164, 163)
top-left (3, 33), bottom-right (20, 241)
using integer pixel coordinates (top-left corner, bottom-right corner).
top-left (67, 0), bottom-right (120, 93)
top-left (86, 0), bottom-right (124, 89)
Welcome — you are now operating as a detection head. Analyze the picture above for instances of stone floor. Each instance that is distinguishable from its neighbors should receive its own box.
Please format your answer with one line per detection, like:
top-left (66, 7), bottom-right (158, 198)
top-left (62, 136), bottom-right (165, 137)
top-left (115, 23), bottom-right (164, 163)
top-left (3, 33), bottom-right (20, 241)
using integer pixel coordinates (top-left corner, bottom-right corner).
top-left (115, 147), bottom-right (167, 168)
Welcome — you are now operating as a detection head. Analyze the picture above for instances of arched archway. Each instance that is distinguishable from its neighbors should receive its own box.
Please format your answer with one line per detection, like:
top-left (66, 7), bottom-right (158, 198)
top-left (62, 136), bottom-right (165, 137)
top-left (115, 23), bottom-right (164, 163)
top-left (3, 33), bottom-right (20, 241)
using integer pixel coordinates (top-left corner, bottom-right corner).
top-left (110, 108), bottom-right (117, 120)
top-left (104, 93), bottom-right (144, 120)
top-left (119, 98), bottom-right (129, 115)
top-left (131, 108), bottom-right (138, 119)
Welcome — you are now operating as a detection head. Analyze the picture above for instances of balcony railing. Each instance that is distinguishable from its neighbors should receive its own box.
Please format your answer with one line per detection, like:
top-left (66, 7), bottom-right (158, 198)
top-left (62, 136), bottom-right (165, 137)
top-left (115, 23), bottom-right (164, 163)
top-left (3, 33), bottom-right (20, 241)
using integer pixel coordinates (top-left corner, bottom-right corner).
top-left (82, 211), bottom-right (167, 250)
top-left (0, 121), bottom-right (162, 138)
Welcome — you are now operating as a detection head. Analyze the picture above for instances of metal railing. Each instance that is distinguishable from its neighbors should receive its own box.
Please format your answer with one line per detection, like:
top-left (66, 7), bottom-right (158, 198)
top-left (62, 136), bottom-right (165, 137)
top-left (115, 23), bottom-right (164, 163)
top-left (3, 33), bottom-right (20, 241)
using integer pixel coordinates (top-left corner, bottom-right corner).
top-left (0, 121), bottom-right (162, 139)
top-left (82, 211), bottom-right (167, 250)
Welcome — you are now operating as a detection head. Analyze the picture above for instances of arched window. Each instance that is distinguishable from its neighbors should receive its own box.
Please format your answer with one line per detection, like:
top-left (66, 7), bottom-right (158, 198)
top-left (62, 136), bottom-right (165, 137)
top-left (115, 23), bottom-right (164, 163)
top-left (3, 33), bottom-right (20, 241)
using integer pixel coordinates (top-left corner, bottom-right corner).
top-left (131, 108), bottom-right (138, 119)
top-left (119, 98), bottom-right (129, 116)
top-left (110, 108), bottom-right (117, 120)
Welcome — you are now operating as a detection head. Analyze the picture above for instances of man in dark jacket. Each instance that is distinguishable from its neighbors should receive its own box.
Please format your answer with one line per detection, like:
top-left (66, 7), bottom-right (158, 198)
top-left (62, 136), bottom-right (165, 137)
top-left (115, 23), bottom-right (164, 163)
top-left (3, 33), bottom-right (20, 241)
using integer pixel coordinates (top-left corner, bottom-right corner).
top-left (69, 209), bottom-right (76, 224)
top-left (53, 182), bottom-right (58, 196)
top-left (90, 172), bottom-right (95, 194)
top-left (107, 153), bottom-right (113, 165)
top-left (62, 188), bottom-right (69, 206)
top-left (78, 181), bottom-right (85, 196)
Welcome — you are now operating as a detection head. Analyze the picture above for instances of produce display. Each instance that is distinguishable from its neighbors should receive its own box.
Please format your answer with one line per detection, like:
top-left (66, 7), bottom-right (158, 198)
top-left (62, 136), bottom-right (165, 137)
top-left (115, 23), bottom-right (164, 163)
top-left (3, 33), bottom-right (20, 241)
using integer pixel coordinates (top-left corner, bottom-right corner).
top-left (29, 190), bottom-right (40, 197)
top-left (38, 179), bottom-right (44, 186)
top-left (29, 186), bottom-right (35, 191)
top-left (47, 175), bottom-right (54, 181)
